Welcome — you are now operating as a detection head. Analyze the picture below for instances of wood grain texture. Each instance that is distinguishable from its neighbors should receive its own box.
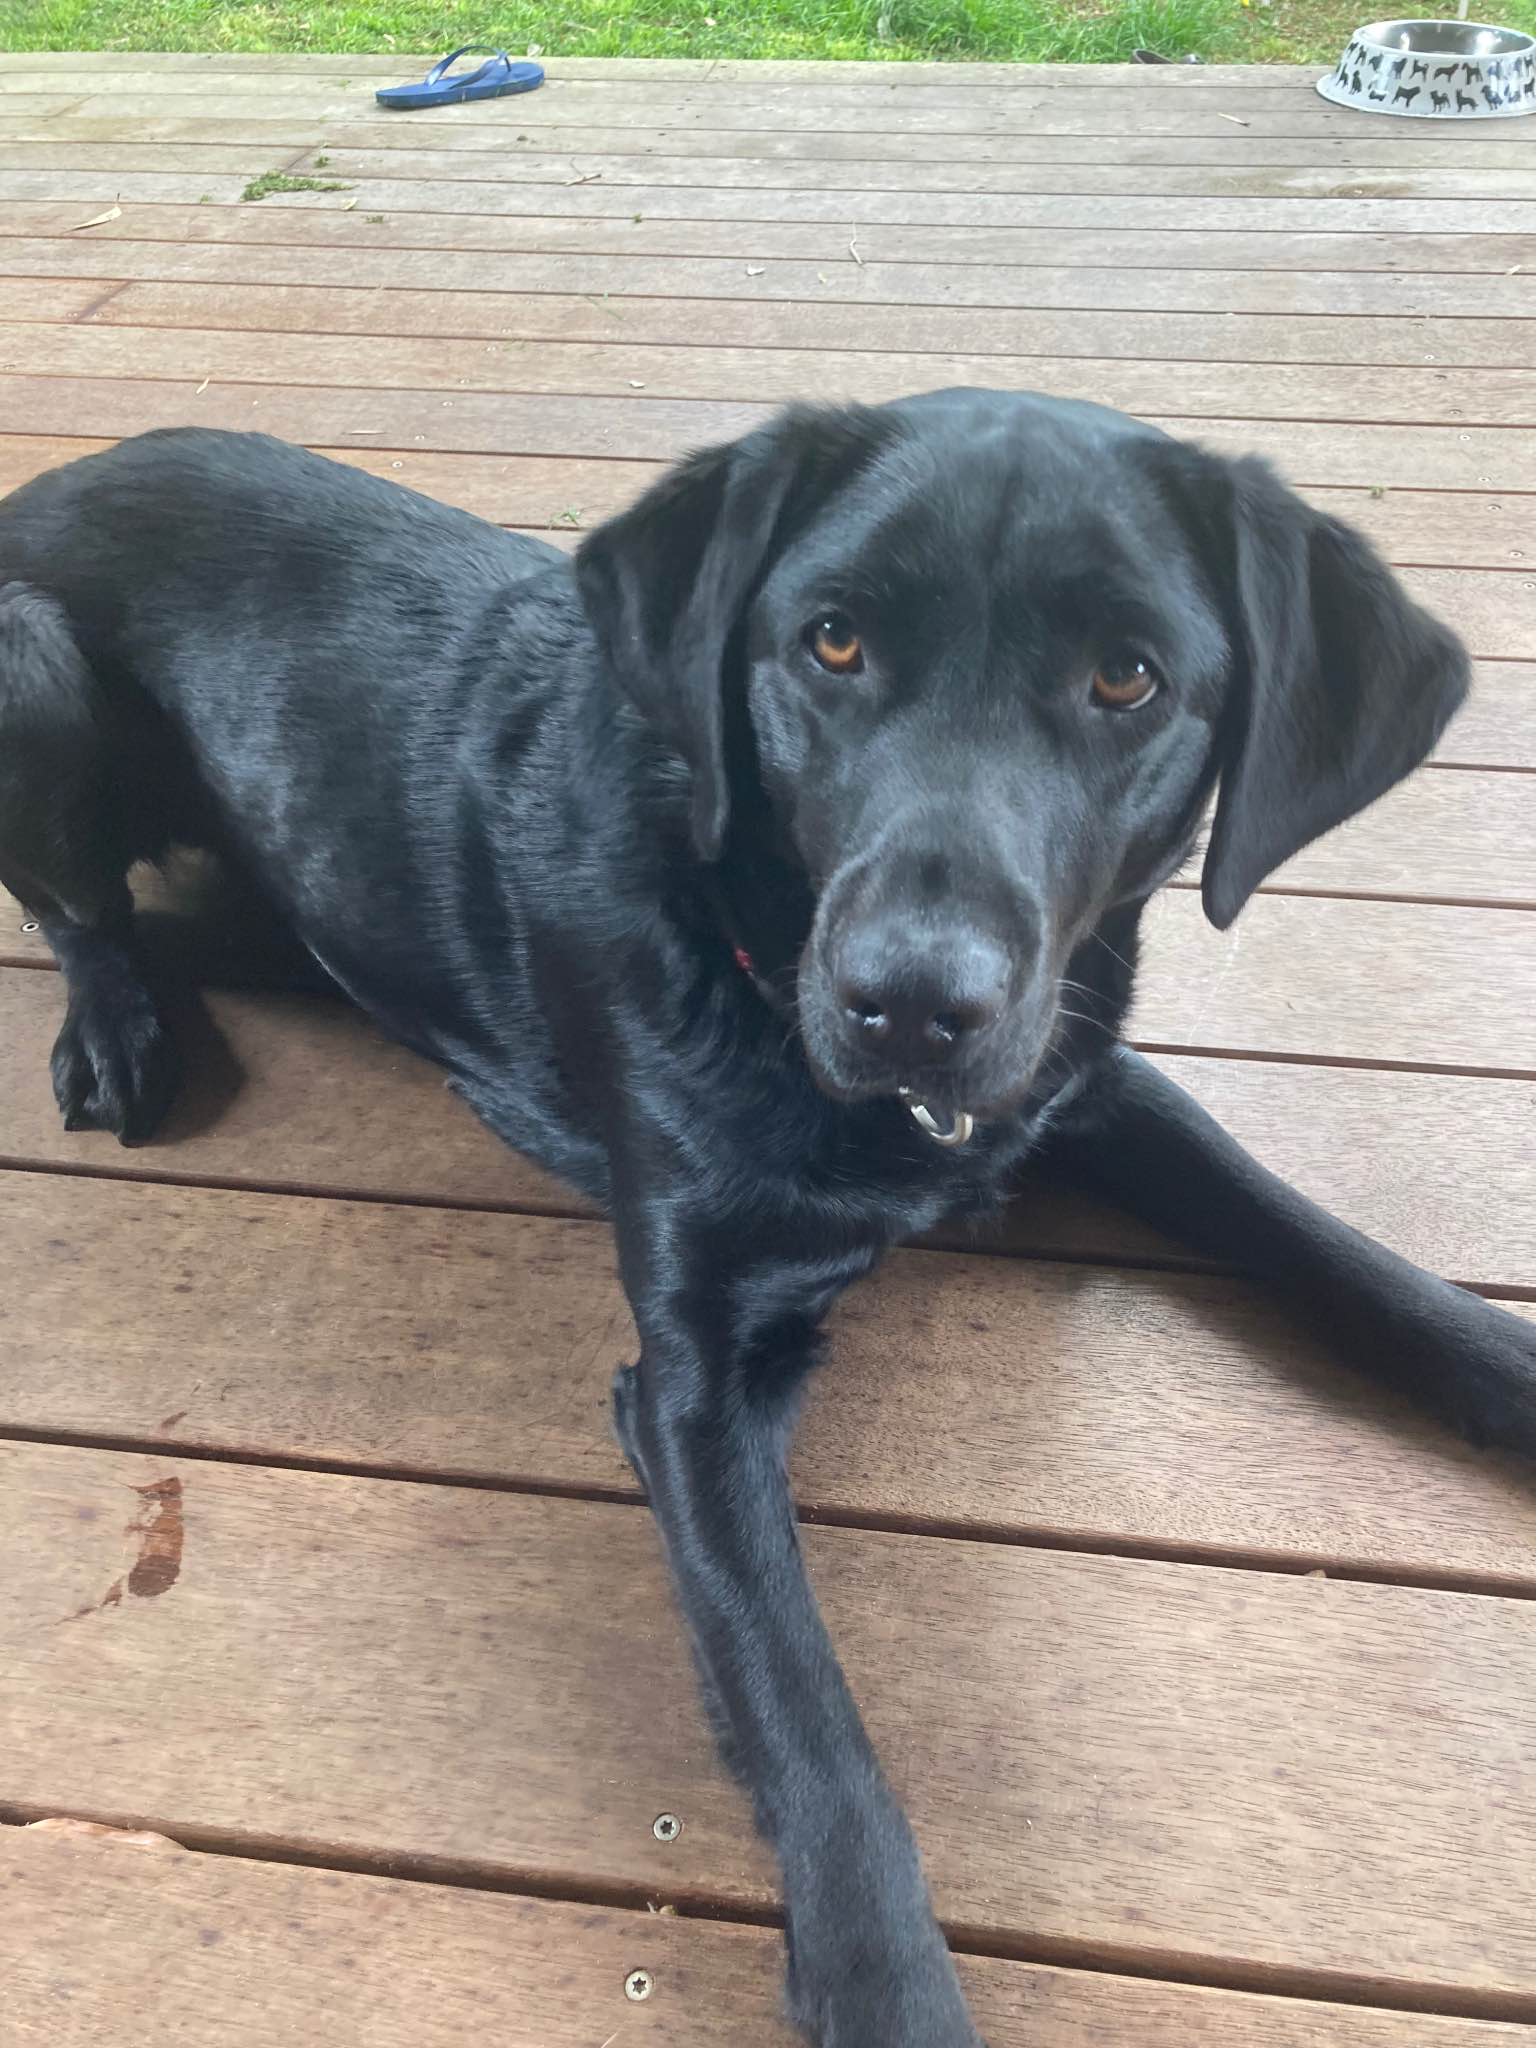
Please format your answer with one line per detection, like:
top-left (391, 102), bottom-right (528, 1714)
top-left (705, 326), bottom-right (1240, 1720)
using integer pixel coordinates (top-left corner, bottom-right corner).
top-left (2, 878), bottom-right (1528, 1072)
top-left (59, 278), bottom-right (1537, 379)
top-left (10, 1826), bottom-right (1532, 2048)
top-left (1131, 892), bottom-right (1535, 1070)
top-left (0, 373), bottom-right (1526, 488)
top-left (1, 1441), bottom-right (1530, 2002)
top-left (5, 318), bottom-right (1530, 432)
top-left (0, 1170), bottom-right (1528, 1582)
top-left (3, 436), bottom-right (1531, 610)
top-left (17, 79), bottom-right (1534, 149)
top-left (5, 210), bottom-right (1531, 298)
top-left (1251, 763), bottom-right (1535, 895)
top-left (0, 970), bottom-right (1529, 1287)
top-left (2, 113), bottom-right (1529, 172)
top-left (1, 136), bottom-right (1531, 203)
top-left (5, 163), bottom-right (1530, 236)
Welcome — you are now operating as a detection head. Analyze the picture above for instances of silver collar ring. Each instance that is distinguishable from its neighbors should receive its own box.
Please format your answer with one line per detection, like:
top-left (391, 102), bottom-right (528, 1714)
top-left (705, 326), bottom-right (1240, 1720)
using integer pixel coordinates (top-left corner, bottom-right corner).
top-left (898, 1090), bottom-right (975, 1148)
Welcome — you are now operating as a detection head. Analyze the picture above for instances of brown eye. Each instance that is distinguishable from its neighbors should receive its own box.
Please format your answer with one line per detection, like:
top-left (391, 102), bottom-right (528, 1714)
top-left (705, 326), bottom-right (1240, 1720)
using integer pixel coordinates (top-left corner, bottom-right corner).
top-left (809, 612), bottom-right (864, 675)
top-left (1091, 653), bottom-right (1161, 711)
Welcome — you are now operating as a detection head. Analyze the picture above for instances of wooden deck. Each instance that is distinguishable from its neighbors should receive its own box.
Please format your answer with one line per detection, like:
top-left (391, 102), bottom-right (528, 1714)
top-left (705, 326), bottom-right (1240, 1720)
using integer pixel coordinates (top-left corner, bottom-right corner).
top-left (0, 51), bottom-right (1533, 2046)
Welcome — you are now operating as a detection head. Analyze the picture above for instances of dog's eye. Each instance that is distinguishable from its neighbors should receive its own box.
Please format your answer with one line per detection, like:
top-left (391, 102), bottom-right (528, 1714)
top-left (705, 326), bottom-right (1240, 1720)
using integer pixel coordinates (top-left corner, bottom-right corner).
top-left (1091, 653), bottom-right (1161, 711)
top-left (808, 613), bottom-right (864, 675)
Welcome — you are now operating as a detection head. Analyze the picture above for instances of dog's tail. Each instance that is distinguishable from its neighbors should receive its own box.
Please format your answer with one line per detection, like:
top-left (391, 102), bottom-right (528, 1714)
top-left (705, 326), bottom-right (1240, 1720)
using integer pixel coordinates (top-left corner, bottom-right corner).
top-left (0, 580), bottom-right (118, 926)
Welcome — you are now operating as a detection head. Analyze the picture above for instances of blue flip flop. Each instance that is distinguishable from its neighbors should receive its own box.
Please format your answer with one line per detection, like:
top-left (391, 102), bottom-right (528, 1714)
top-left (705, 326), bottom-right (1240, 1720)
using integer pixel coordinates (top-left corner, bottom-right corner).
top-left (375, 45), bottom-right (545, 110)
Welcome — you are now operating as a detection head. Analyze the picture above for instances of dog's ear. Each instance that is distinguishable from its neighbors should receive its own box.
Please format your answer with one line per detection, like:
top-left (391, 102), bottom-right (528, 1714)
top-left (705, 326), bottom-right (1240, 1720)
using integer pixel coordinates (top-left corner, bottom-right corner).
top-left (1175, 453), bottom-right (1469, 929)
top-left (577, 405), bottom-right (888, 861)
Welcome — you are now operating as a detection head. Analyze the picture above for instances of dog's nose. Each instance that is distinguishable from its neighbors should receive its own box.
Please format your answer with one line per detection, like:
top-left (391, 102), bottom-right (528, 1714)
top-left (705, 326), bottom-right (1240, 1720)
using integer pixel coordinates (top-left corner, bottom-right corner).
top-left (834, 928), bottom-right (1011, 1070)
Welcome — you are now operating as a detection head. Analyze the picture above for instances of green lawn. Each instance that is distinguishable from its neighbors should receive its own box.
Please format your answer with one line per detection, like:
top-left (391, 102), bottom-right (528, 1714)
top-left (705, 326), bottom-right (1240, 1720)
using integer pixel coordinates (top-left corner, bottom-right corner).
top-left (10, 0), bottom-right (1535, 66)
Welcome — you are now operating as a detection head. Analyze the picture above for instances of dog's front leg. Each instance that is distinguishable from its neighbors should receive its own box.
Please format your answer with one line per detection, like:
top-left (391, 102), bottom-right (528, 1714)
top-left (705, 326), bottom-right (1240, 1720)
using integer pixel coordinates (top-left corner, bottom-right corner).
top-left (609, 1192), bottom-right (984, 2048)
top-left (1047, 1047), bottom-right (1535, 1450)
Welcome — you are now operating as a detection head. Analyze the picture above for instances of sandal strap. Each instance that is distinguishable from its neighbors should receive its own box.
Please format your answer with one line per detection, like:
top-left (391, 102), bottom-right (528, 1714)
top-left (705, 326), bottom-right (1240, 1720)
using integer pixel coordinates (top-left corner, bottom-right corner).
top-left (424, 44), bottom-right (510, 86)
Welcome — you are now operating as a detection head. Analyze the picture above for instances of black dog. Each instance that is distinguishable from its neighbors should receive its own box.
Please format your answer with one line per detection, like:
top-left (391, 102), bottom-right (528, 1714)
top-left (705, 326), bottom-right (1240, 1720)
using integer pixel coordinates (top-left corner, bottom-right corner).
top-left (1, 395), bottom-right (1531, 2047)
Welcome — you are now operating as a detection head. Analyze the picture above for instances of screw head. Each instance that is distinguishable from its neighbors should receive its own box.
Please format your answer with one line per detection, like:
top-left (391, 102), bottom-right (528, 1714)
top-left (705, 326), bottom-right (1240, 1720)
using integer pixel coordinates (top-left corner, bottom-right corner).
top-left (652, 1812), bottom-right (682, 1843)
top-left (20, 921), bottom-right (39, 934)
top-left (624, 1968), bottom-right (654, 2002)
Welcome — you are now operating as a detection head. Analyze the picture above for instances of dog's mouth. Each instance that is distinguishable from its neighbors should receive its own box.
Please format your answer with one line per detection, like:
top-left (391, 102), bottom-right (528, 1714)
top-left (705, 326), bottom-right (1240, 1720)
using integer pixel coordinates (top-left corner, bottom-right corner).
top-left (795, 971), bottom-right (1058, 1134)
top-left (896, 1090), bottom-right (977, 1147)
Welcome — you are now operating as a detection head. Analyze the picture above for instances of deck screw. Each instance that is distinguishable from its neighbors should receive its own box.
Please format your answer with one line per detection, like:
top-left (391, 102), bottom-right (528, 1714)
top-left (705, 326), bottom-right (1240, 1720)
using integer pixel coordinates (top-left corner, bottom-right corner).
top-left (20, 920), bottom-right (39, 933)
top-left (652, 1812), bottom-right (682, 1843)
top-left (624, 1968), bottom-right (654, 2002)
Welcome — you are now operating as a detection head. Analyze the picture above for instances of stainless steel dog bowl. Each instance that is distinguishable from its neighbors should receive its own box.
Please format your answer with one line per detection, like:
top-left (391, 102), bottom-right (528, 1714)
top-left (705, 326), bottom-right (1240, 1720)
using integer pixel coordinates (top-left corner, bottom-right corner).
top-left (1319, 18), bottom-right (1535, 116)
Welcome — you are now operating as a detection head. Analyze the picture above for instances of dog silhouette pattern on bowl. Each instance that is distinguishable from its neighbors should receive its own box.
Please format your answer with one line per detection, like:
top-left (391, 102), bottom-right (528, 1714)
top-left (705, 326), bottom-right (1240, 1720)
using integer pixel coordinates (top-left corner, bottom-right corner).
top-left (1319, 18), bottom-right (1536, 116)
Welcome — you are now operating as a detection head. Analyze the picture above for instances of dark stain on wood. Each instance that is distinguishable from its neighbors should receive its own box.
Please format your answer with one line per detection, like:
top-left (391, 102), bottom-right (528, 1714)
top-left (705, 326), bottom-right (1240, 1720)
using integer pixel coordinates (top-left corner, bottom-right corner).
top-left (59, 1478), bottom-right (184, 1621)
top-left (126, 1478), bottom-right (183, 1598)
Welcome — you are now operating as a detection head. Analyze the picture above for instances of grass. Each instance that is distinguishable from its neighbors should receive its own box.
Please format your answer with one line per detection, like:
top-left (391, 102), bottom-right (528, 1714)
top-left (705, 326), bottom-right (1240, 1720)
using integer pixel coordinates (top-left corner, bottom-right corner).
top-left (239, 168), bottom-right (352, 198)
top-left (6, 0), bottom-right (1535, 65)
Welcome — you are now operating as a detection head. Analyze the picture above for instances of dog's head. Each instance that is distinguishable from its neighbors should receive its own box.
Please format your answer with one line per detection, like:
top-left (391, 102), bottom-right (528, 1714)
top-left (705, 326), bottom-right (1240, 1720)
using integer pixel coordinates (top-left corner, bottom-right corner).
top-left (577, 389), bottom-right (1467, 1118)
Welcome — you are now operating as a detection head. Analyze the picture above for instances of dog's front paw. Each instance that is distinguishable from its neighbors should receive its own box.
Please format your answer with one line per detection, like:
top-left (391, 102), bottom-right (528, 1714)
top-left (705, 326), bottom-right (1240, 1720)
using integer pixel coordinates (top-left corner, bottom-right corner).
top-left (50, 987), bottom-right (179, 1146)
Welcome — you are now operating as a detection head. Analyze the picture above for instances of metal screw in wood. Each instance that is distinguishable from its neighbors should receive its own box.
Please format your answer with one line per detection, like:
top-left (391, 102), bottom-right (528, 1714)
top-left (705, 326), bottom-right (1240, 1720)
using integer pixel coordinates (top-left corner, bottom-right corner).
top-left (624, 1968), bottom-right (654, 2002)
top-left (652, 1812), bottom-right (682, 1843)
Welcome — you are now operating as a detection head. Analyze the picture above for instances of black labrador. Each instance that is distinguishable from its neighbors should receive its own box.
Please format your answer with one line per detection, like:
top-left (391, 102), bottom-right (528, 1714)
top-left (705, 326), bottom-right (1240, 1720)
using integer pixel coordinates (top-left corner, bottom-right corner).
top-left (1, 392), bottom-right (1530, 2047)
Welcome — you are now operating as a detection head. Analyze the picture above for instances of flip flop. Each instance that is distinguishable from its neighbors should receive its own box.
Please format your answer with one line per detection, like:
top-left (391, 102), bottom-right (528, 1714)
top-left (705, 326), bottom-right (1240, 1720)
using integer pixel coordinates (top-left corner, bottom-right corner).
top-left (375, 45), bottom-right (545, 110)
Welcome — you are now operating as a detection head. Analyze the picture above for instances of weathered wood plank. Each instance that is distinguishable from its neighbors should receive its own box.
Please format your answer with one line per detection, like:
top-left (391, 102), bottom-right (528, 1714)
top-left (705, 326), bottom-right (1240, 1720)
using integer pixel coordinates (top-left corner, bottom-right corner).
top-left (1258, 760), bottom-right (1535, 893)
top-left (0, 375), bottom-right (1525, 490)
top-left (1, 137), bottom-right (1532, 203)
top-left (61, 277), bottom-right (1536, 376)
top-left (1, 1170), bottom-right (1528, 1582)
top-left (3, 164), bottom-right (1530, 235)
top-left (1, 432), bottom-right (1531, 615)
top-left (5, 213), bottom-right (1529, 297)
top-left (6, 319), bottom-right (1529, 432)
top-left (18, 77), bottom-right (1532, 146)
top-left (1131, 893), bottom-right (1534, 1068)
top-left (2, 433), bottom-right (1530, 623)
top-left (11, 1825), bottom-right (1532, 2048)
top-left (0, 971), bottom-right (1528, 1287)
top-left (2, 113), bottom-right (1527, 172)
top-left (1, 1442), bottom-right (1530, 2001)
top-left (0, 276), bottom-right (107, 321)
top-left (4, 877), bottom-right (1531, 1070)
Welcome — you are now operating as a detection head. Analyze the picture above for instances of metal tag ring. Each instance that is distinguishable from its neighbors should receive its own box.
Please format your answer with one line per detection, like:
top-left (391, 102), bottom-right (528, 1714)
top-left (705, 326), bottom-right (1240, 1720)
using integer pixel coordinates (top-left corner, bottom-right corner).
top-left (899, 1092), bottom-right (975, 1147)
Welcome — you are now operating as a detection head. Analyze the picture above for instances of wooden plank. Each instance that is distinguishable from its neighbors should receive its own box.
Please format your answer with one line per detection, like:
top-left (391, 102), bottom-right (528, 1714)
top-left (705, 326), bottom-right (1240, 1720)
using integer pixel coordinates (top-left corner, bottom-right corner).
top-left (1132, 893), bottom-right (1534, 1069)
top-left (0, 433), bottom-right (1531, 608)
top-left (60, 278), bottom-right (1536, 377)
top-left (1446, 664), bottom-right (1534, 767)
top-left (0, 971), bottom-right (1529, 1288)
top-left (0, 374), bottom-right (1526, 491)
top-left (2, 113), bottom-right (1528, 172)
top-left (11, 1826), bottom-right (1533, 2048)
top-left (1, 1170), bottom-right (1528, 1583)
top-left (4, 877), bottom-right (1532, 1071)
top-left (6, 215), bottom-right (1530, 300)
top-left (7, 319), bottom-right (1529, 432)
top-left (1, 137), bottom-right (1532, 204)
top-left (4, 165), bottom-right (1530, 237)
top-left (1398, 570), bottom-right (1536, 664)
top-left (1, 1441), bottom-right (1530, 2002)
top-left (0, 277), bottom-right (108, 321)
top-left (22, 78), bottom-right (1533, 142)
top-left (0, 95), bottom-right (80, 120)
top-left (1255, 762), bottom-right (1535, 895)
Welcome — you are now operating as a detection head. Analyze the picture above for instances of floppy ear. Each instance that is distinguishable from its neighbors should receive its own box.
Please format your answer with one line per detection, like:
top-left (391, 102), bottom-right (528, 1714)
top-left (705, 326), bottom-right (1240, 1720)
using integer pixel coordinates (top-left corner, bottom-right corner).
top-left (1197, 456), bottom-right (1469, 929)
top-left (576, 405), bottom-right (888, 861)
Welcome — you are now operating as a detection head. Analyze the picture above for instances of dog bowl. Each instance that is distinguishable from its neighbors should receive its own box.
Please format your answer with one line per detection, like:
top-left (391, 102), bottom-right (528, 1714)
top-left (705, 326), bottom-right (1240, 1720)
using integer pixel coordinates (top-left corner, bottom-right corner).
top-left (1319, 19), bottom-right (1535, 116)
